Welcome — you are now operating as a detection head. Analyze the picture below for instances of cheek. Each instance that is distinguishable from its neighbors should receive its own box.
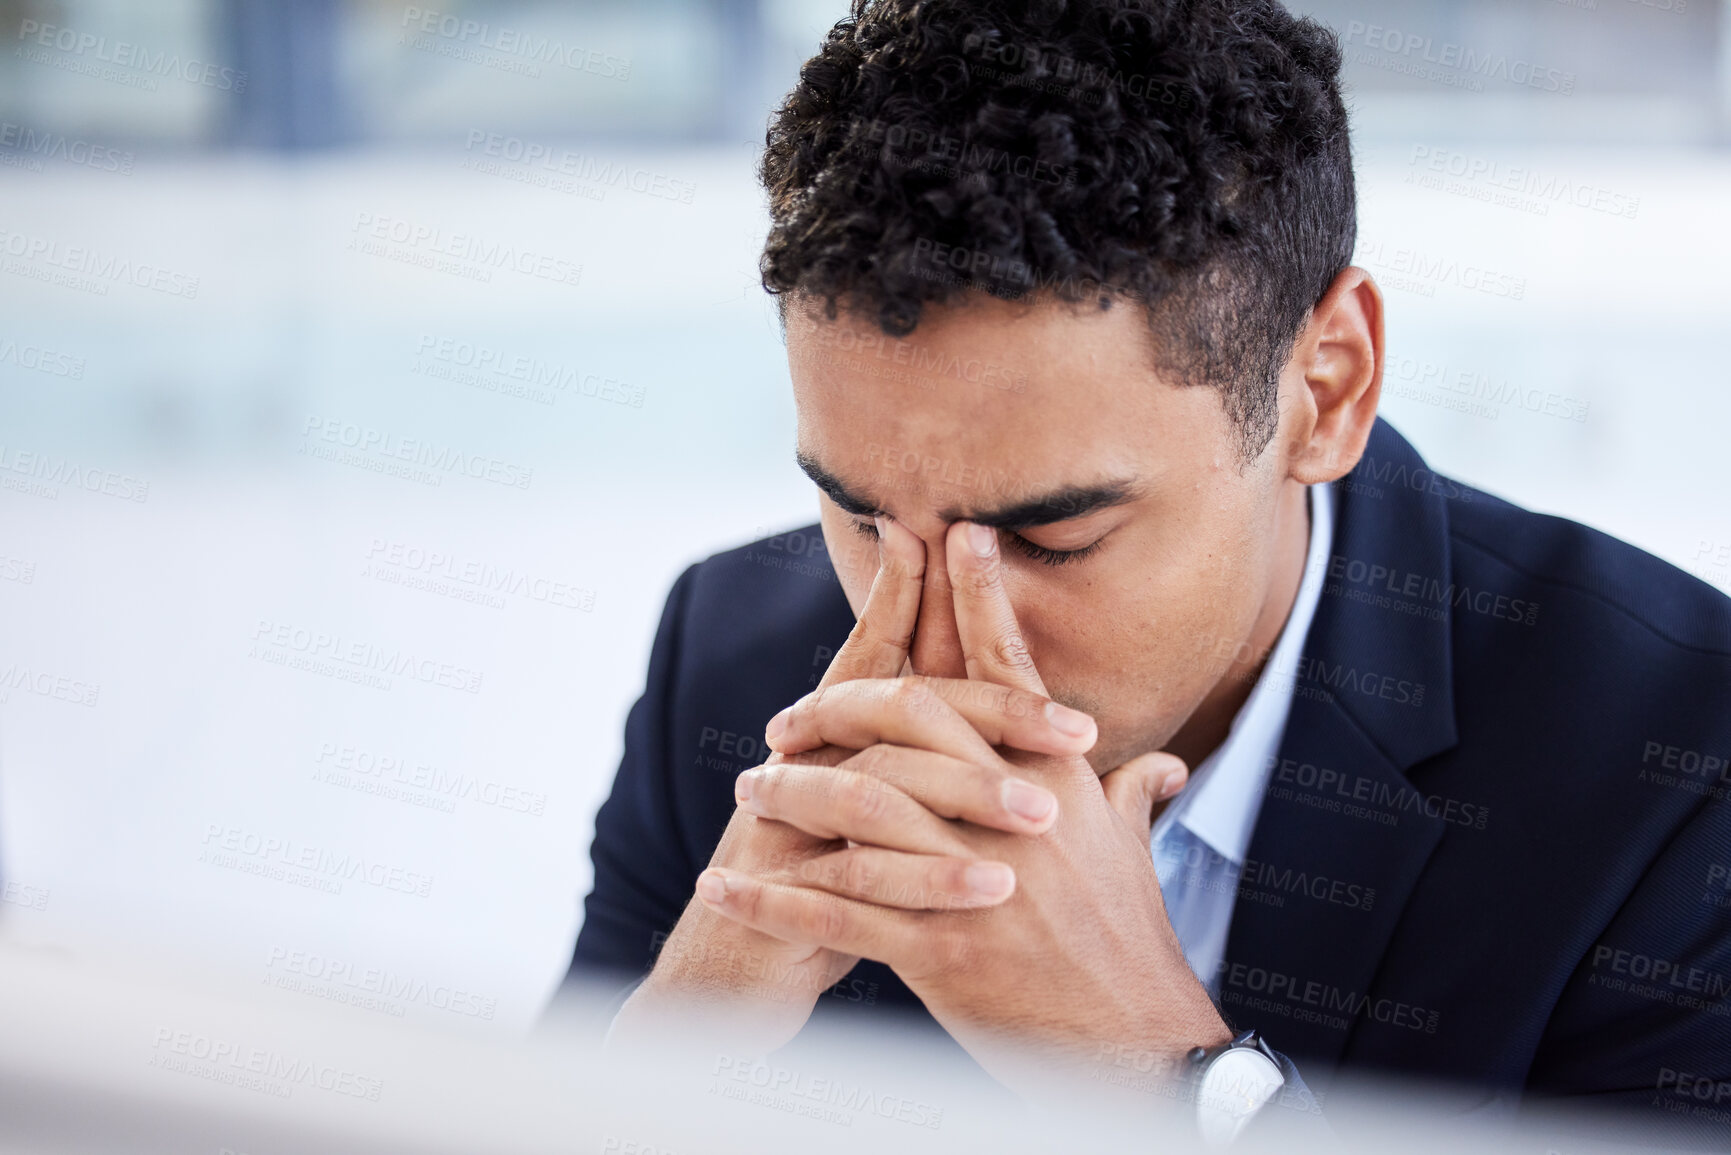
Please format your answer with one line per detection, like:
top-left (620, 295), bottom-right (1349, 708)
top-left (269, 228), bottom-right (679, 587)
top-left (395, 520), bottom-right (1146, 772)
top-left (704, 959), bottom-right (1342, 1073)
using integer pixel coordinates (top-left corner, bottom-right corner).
top-left (1000, 567), bottom-right (1119, 671)
top-left (1003, 543), bottom-right (1245, 701)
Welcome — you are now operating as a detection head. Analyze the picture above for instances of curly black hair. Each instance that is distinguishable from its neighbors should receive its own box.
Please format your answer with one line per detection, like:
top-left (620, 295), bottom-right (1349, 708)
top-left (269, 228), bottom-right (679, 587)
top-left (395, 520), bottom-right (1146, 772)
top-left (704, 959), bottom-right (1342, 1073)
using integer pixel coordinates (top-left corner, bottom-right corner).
top-left (759, 0), bottom-right (1356, 462)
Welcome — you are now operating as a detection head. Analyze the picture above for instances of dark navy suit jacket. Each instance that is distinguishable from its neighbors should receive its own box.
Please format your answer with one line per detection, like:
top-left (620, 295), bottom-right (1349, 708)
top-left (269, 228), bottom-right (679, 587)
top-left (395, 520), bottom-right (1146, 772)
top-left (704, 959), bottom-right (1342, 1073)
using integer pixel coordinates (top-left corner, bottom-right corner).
top-left (567, 420), bottom-right (1731, 1131)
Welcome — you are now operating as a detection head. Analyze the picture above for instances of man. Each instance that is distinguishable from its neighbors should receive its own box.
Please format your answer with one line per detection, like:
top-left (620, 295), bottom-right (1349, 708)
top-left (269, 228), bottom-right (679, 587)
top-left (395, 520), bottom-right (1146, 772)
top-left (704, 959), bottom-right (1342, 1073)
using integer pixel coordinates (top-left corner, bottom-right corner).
top-left (566, 0), bottom-right (1731, 1141)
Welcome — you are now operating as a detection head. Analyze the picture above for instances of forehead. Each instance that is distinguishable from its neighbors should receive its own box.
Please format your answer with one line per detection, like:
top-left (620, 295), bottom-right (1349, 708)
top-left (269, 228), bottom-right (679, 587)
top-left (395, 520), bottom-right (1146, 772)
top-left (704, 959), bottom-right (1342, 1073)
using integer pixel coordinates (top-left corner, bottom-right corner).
top-left (785, 295), bottom-right (1222, 507)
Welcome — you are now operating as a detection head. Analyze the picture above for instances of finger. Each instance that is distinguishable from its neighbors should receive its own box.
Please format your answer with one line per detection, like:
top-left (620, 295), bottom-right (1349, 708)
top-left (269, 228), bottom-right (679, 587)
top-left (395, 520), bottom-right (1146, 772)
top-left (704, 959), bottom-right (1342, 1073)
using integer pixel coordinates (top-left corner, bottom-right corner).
top-left (744, 745), bottom-right (1057, 837)
top-left (694, 867), bottom-right (934, 969)
top-left (840, 744), bottom-right (1058, 832)
top-left (945, 521), bottom-right (1047, 695)
top-left (765, 678), bottom-right (999, 766)
top-left (772, 742), bottom-right (853, 769)
top-left (768, 676), bottom-right (1095, 759)
top-left (791, 846), bottom-right (1016, 909)
top-left (1100, 751), bottom-right (1189, 841)
top-left (735, 760), bottom-right (970, 854)
top-left (917, 676), bottom-right (1095, 753)
top-left (817, 515), bottom-right (926, 690)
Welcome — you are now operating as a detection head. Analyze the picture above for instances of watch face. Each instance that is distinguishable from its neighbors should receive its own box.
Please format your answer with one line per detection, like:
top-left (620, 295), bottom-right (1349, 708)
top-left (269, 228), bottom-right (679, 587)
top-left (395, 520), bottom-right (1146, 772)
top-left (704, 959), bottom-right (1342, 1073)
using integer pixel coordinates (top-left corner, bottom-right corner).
top-left (1196, 1048), bottom-right (1285, 1146)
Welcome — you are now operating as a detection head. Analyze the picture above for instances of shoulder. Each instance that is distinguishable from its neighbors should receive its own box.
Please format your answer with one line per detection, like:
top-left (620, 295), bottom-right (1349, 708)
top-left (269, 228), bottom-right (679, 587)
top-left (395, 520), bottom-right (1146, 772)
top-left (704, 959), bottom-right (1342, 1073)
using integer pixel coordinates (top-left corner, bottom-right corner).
top-left (1446, 485), bottom-right (1731, 658)
top-left (676, 525), bottom-right (855, 670)
top-left (1417, 477), bottom-right (1731, 867)
top-left (660, 526), bottom-right (856, 752)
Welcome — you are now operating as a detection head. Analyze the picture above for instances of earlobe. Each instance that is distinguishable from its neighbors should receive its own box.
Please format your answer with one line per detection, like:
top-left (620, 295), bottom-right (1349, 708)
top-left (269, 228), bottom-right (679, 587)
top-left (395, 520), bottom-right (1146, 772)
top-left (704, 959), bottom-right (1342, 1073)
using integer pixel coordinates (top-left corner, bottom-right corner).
top-left (1290, 267), bottom-right (1384, 486)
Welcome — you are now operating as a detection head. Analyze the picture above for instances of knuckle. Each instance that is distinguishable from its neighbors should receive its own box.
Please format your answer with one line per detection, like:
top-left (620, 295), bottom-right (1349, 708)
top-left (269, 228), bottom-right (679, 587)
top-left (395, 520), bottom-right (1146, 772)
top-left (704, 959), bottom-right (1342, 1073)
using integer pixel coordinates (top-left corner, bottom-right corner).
top-left (865, 618), bottom-right (916, 656)
top-left (845, 605), bottom-right (913, 665)
top-left (970, 760), bottom-right (1010, 805)
top-left (935, 859), bottom-right (977, 910)
top-left (837, 853), bottom-right (881, 898)
top-left (991, 631), bottom-right (1036, 673)
top-left (886, 678), bottom-right (936, 718)
top-left (776, 699), bottom-right (813, 738)
top-left (894, 767), bottom-right (928, 803)
top-left (841, 774), bottom-right (893, 825)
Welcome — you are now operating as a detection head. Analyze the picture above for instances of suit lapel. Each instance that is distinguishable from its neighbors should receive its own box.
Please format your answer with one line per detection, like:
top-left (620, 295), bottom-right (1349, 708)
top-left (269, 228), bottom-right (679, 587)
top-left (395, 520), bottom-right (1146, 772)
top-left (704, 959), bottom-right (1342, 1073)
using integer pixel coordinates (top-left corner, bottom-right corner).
top-left (1220, 420), bottom-right (1461, 1084)
top-left (1218, 692), bottom-right (1448, 1076)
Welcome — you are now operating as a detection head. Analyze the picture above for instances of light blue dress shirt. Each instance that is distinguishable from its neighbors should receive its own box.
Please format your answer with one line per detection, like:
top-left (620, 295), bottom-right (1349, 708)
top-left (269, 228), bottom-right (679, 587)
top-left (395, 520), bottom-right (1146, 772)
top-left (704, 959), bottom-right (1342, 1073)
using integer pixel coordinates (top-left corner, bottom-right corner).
top-left (1150, 483), bottom-right (1336, 997)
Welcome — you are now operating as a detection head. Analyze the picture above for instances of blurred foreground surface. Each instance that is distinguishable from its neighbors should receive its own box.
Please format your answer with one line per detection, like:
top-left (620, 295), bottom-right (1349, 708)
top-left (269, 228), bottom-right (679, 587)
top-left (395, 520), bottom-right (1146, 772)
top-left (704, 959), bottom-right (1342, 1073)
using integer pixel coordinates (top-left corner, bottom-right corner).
top-left (0, 936), bottom-right (1716, 1155)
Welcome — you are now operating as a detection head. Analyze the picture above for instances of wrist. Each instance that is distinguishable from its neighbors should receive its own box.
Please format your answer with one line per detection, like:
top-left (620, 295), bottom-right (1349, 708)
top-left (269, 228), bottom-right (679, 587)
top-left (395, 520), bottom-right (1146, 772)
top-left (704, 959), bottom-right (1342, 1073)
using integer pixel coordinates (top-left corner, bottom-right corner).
top-left (1079, 996), bottom-right (1233, 1089)
top-left (611, 965), bottom-right (817, 1058)
top-left (637, 942), bottom-right (827, 1011)
top-left (1139, 982), bottom-right (1234, 1062)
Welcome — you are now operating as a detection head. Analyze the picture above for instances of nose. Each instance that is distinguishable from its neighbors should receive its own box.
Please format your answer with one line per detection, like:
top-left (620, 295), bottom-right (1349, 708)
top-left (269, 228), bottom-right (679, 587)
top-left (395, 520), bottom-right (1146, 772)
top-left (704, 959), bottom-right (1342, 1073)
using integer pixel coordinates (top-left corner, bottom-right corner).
top-left (908, 532), bottom-right (967, 679)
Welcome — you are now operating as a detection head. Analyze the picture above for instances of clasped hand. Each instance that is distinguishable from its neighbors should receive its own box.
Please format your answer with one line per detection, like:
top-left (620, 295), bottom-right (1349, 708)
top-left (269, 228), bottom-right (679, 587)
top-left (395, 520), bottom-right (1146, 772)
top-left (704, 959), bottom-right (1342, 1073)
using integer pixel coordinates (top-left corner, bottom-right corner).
top-left (684, 517), bottom-right (1232, 1090)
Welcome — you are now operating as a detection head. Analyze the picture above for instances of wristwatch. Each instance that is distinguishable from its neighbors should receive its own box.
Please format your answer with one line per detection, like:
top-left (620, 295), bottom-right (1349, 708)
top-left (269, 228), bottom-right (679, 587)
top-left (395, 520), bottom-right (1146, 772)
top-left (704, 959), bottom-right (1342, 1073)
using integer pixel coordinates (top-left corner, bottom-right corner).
top-left (1185, 1029), bottom-right (1287, 1146)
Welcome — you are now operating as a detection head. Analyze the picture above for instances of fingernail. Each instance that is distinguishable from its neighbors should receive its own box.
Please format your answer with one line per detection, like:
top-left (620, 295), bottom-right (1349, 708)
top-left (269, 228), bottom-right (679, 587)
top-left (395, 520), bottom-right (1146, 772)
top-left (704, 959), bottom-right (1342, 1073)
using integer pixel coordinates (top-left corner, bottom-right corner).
top-left (1003, 778), bottom-right (1057, 823)
top-left (1157, 769), bottom-right (1186, 800)
top-left (695, 869), bottom-right (728, 904)
top-left (734, 770), bottom-right (756, 805)
top-left (765, 708), bottom-right (789, 743)
top-left (965, 522), bottom-right (996, 557)
top-left (964, 862), bottom-right (1015, 900)
top-left (1045, 700), bottom-right (1094, 738)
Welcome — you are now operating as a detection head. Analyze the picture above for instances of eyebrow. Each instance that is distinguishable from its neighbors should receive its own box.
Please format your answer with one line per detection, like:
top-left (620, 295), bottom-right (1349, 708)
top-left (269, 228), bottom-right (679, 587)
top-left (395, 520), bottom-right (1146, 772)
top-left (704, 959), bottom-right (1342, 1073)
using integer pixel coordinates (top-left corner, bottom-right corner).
top-left (795, 451), bottom-right (1139, 531)
top-left (798, 452), bottom-right (884, 517)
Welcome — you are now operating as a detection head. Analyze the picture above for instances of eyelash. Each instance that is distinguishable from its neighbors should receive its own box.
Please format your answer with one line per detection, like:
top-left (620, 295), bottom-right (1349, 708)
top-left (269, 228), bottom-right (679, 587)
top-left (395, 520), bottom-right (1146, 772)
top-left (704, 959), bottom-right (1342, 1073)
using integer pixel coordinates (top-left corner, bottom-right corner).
top-left (848, 519), bottom-right (1104, 567)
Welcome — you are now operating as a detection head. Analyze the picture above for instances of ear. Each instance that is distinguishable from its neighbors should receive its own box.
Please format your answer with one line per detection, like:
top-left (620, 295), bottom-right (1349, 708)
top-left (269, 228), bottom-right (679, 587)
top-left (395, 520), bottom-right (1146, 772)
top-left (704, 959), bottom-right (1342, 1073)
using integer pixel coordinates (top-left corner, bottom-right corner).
top-left (1285, 267), bottom-right (1384, 485)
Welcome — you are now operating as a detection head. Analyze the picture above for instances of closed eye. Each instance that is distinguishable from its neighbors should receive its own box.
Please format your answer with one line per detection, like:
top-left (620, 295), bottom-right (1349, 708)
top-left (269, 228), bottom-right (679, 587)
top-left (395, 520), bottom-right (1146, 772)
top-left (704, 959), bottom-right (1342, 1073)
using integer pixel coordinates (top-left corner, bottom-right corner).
top-left (848, 518), bottom-right (1105, 567)
top-left (1002, 533), bottom-right (1104, 566)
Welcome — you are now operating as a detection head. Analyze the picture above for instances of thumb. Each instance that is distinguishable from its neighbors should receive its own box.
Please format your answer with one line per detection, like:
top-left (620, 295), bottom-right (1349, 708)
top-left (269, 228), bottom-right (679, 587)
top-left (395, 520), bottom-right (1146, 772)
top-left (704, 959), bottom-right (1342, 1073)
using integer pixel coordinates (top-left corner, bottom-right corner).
top-left (1100, 751), bottom-right (1189, 841)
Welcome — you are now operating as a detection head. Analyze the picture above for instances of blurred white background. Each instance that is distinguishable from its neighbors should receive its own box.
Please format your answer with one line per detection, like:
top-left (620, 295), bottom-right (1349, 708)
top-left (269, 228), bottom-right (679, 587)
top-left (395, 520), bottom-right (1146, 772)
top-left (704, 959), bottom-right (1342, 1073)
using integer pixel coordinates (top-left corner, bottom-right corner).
top-left (1, 0), bottom-right (1728, 1036)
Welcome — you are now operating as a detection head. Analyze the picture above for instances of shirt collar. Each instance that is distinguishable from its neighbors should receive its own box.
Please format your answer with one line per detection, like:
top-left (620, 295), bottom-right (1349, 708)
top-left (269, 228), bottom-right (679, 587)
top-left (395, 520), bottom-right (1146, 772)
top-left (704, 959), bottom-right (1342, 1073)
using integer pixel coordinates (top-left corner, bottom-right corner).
top-left (1150, 482), bottom-right (1337, 865)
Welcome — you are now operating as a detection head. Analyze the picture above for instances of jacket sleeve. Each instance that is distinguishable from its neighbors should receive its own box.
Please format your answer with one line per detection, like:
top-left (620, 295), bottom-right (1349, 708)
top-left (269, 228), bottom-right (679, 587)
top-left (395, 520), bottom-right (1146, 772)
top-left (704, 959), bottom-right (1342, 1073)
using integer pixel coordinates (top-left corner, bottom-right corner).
top-left (1253, 1051), bottom-right (1335, 1141)
top-left (565, 564), bottom-right (702, 990)
top-left (1529, 791), bottom-right (1731, 1144)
